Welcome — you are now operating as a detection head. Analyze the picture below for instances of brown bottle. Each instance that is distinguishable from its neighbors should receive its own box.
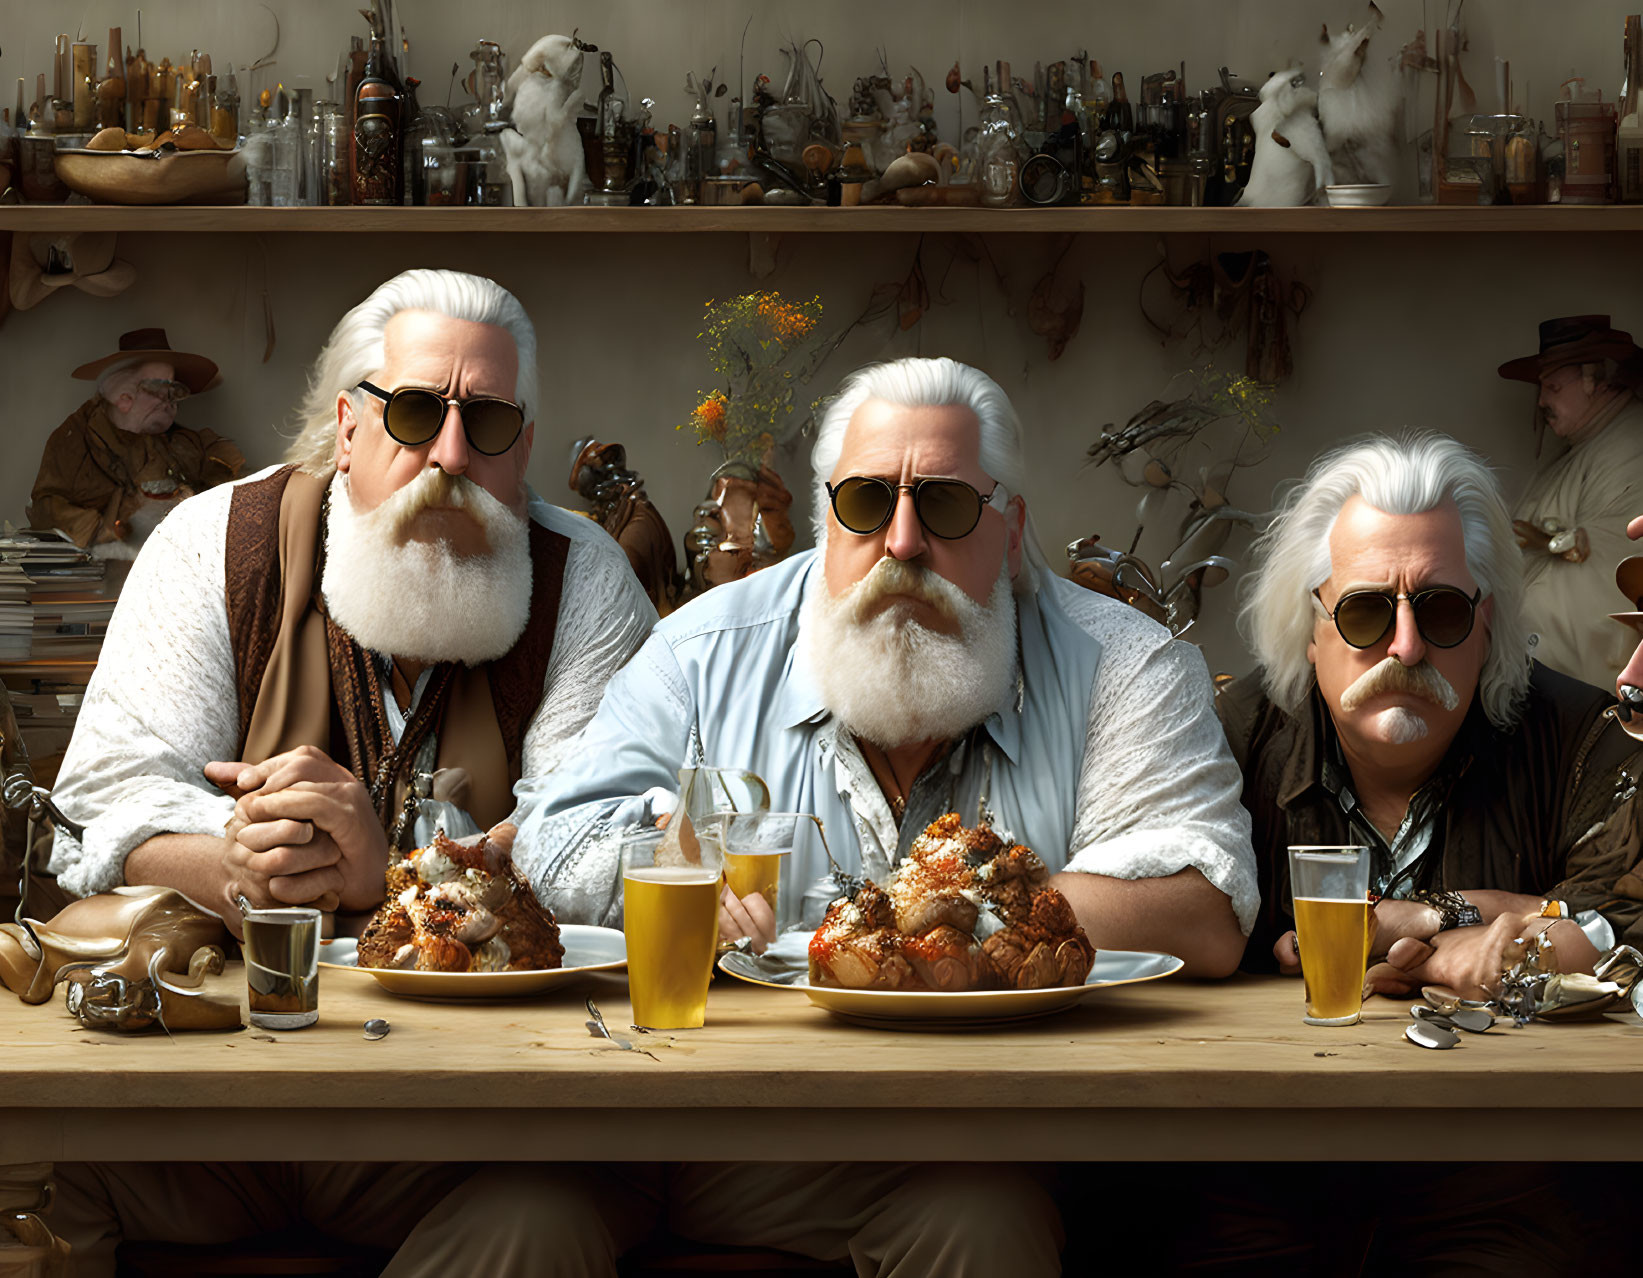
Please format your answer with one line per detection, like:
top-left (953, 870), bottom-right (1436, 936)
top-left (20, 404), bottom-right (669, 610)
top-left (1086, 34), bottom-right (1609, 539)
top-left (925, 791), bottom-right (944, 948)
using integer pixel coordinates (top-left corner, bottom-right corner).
top-left (352, 32), bottom-right (403, 204)
top-left (96, 29), bottom-right (125, 129)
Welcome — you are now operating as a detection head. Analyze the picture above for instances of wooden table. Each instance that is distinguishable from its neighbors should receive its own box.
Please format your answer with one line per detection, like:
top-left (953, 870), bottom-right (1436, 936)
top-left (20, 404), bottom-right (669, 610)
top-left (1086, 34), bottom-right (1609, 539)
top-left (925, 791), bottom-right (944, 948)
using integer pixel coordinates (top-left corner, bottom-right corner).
top-left (4, 966), bottom-right (1641, 1164)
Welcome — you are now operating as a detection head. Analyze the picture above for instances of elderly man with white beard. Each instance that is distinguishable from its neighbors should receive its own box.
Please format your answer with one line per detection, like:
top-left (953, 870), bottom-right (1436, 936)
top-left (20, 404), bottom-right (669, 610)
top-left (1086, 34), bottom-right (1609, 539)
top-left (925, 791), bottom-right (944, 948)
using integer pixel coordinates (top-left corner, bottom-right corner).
top-left (1220, 433), bottom-right (1643, 997)
top-left (41, 269), bottom-right (660, 1277)
top-left (511, 356), bottom-right (1258, 1275)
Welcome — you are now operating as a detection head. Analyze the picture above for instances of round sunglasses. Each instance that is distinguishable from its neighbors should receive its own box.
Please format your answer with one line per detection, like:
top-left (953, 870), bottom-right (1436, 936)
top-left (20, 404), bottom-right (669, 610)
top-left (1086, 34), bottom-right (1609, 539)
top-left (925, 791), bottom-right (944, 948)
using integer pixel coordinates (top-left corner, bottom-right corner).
top-left (825, 475), bottom-right (1004, 541)
top-left (357, 380), bottom-right (525, 456)
top-left (1312, 585), bottom-right (1482, 650)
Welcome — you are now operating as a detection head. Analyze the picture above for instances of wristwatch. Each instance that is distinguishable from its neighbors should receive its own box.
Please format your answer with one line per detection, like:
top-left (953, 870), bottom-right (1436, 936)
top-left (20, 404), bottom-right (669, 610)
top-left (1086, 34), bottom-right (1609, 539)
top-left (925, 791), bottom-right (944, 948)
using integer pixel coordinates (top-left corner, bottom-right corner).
top-left (1409, 888), bottom-right (1484, 932)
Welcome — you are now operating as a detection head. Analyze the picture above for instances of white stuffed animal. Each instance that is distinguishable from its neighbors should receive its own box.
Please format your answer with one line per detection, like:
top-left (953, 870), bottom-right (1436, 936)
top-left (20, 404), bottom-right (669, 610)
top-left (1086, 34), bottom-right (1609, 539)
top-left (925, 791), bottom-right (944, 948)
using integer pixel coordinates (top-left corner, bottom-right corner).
top-left (1237, 67), bottom-right (1335, 206)
top-left (1318, 2), bottom-right (1399, 186)
top-left (500, 34), bottom-right (590, 207)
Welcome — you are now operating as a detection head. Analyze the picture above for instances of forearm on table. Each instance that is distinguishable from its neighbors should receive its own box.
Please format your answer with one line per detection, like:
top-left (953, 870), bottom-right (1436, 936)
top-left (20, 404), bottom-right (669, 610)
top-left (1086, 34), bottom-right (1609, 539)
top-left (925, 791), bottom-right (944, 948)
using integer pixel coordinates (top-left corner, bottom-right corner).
top-left (125, 833), bottom-right (234, 918)
top-left (1049, 866), bottom-right (1245, 978)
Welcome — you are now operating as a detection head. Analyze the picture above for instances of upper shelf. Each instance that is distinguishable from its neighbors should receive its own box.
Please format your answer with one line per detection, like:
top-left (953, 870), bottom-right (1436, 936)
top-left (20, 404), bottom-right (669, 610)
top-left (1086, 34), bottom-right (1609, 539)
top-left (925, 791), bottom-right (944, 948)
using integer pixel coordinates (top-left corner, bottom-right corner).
top-left (3, 204), bottom-right (1643, 233)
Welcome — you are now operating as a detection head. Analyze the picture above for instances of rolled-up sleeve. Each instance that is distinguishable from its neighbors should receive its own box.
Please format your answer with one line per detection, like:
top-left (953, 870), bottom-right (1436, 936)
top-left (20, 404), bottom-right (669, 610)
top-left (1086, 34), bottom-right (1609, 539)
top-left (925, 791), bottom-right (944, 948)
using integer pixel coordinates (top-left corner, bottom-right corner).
top-left (510, 631), bottom-right (695, 924)
top-left (47, 487), bottom-right (242, 896)
top-left (1063, 630), bottom-right (1260, 935)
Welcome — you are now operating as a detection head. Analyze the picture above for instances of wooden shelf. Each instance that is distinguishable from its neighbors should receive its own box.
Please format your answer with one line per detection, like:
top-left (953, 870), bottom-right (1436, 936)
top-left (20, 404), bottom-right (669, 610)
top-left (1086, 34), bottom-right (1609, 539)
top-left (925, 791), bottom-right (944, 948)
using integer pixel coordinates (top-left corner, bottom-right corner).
top-left (4, 203), bottom-right (1643, 234)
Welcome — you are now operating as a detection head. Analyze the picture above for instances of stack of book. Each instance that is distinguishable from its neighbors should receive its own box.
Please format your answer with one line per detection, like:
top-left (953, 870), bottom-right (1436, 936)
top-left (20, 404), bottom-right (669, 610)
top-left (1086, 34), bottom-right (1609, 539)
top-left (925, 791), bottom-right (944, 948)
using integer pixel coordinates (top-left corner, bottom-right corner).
top-left (0, 530), bottom-right (113, 661)
top-left (0, 557), bottom-right (28, 662)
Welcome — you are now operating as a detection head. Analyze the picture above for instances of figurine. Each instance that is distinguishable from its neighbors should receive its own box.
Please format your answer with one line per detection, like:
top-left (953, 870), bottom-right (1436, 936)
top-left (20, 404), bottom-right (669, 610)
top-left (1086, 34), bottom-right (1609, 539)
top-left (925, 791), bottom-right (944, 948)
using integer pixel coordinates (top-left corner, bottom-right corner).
top-left (684, 463), bottom-right (795, 594)
top-left (1500, 315), bottom-right (1643, 689)
top-left (0, 884), bottom-right (241, 1030)
top-left (568, 437), bottom-right (683, 615)
top-left (26, 328), bottom-right (244, 557)
top-left (1318, 2), bottom-right (1399, 187)
top-left (1237, 67), bottom-right (1334, 206)
top-left (500, 33), bottom-right (593, 206)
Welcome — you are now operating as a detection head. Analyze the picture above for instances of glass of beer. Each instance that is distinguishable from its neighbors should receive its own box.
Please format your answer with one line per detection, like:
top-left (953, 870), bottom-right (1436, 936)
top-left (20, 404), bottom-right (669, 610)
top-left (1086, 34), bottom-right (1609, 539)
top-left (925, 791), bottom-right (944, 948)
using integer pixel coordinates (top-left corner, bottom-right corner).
top-left (242, 905), bottom-right (321, 1029)
top-left (713, 811), bottom-right (819, 954)
top-left (621, 825), bottom-right (724, 1030)
top-left (1287, 845), bottom-right (1372, 1026)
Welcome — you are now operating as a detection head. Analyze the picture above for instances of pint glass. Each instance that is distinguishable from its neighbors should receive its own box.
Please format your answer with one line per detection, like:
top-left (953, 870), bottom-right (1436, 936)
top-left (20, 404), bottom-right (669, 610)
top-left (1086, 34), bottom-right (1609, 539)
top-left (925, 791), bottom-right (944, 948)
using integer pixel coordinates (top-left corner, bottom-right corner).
top-left (1287, 845), bottom-right (1372, 1026)
top-left (621, 827), bottom-right (723, 1029)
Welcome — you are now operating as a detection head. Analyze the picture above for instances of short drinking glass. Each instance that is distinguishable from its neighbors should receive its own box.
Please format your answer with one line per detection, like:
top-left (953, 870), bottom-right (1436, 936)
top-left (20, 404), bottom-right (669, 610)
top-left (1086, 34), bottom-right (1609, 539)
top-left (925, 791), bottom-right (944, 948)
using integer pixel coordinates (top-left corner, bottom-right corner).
top-left (1287, 845), bottom-right (1372, 1027)
top-left (241, 905), bottom-right (321, 1029)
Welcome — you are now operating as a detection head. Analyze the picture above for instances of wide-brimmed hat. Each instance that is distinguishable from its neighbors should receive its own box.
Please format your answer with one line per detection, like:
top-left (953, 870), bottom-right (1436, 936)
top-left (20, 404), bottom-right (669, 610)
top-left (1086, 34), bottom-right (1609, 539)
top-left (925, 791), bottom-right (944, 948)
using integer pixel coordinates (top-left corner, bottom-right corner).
top-left (8, 232), bottom-right (137, 313)
top-left (70, 328), bottom-right (219, 394)
top-left (1498, 315), bottom-right (1639, 383)
top-left (1614, 554), bottom-right (1643, 633)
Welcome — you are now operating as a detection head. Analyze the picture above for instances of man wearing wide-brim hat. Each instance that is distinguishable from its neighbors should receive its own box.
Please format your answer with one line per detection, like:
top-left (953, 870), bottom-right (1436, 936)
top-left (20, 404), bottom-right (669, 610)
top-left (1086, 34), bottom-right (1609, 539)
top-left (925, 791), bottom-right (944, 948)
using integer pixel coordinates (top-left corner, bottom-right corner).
top-left (1500, 314), bottom-right (1643, 690)
top-left (27, 328), bottom-right (245, 556)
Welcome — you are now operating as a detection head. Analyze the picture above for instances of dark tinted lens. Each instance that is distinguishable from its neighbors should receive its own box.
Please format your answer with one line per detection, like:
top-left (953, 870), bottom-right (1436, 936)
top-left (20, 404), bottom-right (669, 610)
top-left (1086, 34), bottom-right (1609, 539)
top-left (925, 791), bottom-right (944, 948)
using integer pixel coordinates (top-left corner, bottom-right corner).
top-left (462, 398), bottom-right (525, 455)
top-left (1334, 592), bottom-right (1395, 648)
top-left (382, 388), bottom-right (446, 446)
top-left (1413, 589), bottom-right (1475, 647)
top-left (915, 480), bottom-right (984, 539)
top-left (832, 477), bottom-right (895, 534)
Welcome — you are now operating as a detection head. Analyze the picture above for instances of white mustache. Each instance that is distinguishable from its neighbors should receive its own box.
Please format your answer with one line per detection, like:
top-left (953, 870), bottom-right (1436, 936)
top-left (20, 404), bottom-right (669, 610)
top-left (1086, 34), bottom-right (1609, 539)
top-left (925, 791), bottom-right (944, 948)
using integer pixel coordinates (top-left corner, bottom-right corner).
top-left (847, 557), bottom-right (967, 627)
top-left (360, 469), bottom-right (518, 545)
top-left (1338, 657), bottom-right (1460, 714)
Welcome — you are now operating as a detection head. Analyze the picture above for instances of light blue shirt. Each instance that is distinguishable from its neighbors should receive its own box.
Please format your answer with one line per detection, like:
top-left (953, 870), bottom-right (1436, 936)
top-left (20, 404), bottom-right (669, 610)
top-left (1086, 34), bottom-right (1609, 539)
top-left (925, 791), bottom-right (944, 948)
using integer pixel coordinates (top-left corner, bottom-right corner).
top-left (511, 550), bottom-right (1258, 931)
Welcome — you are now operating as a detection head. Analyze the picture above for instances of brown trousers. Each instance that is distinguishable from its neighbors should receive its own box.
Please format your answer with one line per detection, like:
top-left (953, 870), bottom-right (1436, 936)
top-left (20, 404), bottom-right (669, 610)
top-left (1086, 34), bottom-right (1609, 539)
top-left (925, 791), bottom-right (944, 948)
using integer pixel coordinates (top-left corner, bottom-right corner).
top-left (48, 1160), bottom-right (1063, 1278)
top-left (47, 1162), bottom-right (659, 1278)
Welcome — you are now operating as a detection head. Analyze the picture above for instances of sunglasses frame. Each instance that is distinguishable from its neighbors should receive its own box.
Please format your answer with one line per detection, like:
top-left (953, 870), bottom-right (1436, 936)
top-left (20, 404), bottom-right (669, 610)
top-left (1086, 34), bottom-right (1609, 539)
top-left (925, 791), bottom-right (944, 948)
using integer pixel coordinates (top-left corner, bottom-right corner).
top-left (824, 475), bottom-right (1005, 541)
top-left (135, 377), bottom-right (192, 404)
top-left (1311, 584), bottom-right (1483, 650)
top-left (356, 380), bottom-right (525, 457)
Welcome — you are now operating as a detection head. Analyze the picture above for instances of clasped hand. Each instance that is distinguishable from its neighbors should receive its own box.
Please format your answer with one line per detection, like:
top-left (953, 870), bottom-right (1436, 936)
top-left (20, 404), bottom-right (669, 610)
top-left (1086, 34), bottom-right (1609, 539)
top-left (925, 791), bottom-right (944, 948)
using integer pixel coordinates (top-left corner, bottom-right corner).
top-left (718, 886), bottom-right (777, 954)
top-left (204, 744), bottom-right (388, 917)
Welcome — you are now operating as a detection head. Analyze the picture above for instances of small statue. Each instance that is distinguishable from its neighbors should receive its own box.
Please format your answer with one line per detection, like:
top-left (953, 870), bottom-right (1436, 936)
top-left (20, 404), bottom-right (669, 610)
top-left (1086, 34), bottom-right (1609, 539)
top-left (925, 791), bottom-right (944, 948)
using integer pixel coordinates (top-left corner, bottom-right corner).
top-left (568, 437), bottom-right (683, 615)
top-left (1237, 67), bottom-right (1334, 206)
top-left (500, 33), bottom-right (595, 207)
top-left (27, 328), bottom-right (244, 557)
top-left (684, 462), bottom-right (796, 594)
top-left (0, 884), bottom-right (242, 1031)
top-left (1318, 2), bottom-right (1399, 187)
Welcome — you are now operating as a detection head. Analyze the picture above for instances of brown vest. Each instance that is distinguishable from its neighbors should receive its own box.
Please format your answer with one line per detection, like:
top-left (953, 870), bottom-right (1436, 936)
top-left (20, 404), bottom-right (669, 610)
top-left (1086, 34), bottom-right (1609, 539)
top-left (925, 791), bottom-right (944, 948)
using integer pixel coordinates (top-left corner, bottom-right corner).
top-left (222, 465), bottom-right (569, 833)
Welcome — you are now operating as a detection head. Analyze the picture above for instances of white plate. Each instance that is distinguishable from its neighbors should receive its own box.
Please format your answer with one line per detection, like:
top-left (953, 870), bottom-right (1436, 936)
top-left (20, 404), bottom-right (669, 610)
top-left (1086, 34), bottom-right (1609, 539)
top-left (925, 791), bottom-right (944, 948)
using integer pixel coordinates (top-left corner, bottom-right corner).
top-left (1324, 183), bottom-right (1392, 207)
top-left (718, 933), bottom-right (1183, 1027)
top-left (319, 924), bottom-right (626, 1000)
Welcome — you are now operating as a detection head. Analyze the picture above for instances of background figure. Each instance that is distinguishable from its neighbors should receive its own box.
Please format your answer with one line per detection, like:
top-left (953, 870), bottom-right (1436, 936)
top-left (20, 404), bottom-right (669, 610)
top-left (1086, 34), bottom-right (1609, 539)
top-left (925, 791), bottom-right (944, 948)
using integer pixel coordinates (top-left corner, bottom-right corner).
top-left (27, 328), bottom-right (244, 557)
top-left (1501, 314), bottom-right (1643, 689)
top-left (569, 437), bottom-right (684, 615)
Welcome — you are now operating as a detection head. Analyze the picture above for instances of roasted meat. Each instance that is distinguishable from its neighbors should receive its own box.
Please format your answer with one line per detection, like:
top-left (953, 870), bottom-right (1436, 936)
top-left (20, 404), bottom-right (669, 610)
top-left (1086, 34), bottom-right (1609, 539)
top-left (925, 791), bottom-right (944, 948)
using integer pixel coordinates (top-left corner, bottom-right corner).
top-left (808, 814), bottom-right (1095, 992)
top-left (357, 831), bottom-right (564, 973)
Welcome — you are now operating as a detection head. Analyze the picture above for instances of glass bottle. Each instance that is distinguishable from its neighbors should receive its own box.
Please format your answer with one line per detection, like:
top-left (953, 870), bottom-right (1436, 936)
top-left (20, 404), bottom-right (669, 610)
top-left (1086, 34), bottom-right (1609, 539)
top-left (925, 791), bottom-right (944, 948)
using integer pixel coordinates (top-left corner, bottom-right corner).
top-left (352, 31), bottom-right (403, 205)
top-left (1103, 71), bottom-right (1134, 136)
top-left (96, 29), bottom-right (125, 129)
top-left (399, 77), bottom-right (422, 205)
top-left (245, 90), bottom-right (272, 205)
top-left (210, 66), bottom-right (239, 150)
top-left (975, 91), bottom-right (1026, 207)
top-left (269, 89), bottom-right (299, 207)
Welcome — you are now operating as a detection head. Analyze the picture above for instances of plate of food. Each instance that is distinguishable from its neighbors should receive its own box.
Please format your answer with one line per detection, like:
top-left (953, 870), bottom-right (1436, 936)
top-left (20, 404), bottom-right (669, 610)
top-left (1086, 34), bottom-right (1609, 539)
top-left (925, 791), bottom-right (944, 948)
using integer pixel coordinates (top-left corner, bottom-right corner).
top-left (717, 814), bottom-right (1183, 1026)
top-left (318, 832), bottom-right (625, 1000)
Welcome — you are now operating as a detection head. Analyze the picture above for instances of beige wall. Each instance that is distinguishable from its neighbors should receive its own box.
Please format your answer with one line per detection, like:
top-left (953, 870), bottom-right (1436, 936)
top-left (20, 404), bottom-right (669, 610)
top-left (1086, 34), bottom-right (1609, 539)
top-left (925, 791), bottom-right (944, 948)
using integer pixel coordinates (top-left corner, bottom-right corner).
top-left (3, 2), bottom-right (1641, 675)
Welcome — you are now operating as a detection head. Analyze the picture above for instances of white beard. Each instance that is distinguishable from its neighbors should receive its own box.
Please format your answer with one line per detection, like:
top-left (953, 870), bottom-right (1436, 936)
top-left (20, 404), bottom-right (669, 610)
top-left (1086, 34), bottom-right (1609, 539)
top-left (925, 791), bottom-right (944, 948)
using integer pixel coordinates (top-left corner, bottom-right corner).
top-left (797, 556), bottom-right (1018, 750)
top-left (321, 470), bottom-right (532, 666)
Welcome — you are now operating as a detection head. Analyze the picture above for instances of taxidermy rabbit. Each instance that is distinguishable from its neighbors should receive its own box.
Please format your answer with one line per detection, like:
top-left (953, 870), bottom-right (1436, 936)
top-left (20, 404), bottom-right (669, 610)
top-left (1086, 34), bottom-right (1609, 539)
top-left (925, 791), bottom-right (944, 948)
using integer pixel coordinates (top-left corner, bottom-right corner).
top-left (1237, 67), bottom-right (1334, 206)
top-left (1318, 2), bottom-right (1399, 185)
top-left (500, 34), bottom-right (590, 207)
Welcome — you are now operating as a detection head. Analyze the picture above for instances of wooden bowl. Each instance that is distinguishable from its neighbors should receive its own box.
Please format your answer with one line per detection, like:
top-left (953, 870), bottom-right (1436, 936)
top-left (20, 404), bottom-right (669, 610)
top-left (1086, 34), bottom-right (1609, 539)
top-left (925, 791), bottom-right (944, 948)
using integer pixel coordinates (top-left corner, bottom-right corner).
top-left (53, 148), bottom-right (247, 205)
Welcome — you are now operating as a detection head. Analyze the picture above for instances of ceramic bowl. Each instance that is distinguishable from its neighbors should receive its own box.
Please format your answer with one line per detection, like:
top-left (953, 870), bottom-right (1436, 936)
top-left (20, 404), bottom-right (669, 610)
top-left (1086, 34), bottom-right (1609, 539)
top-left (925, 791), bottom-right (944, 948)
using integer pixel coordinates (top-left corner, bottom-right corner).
top-left (54, 147), bottom-right (247, 205)
top-left (1324, 183), bottom-right (1393, 207)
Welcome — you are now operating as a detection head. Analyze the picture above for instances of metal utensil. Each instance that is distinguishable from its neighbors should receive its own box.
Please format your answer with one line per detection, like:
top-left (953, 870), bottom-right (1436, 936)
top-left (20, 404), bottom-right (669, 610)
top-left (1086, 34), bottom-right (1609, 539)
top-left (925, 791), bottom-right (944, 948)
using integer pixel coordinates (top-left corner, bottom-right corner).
top-left (1405, 1021), bottom-right (1460, 1049)
top-left (363, 1018), bottom-right (390, 1041)
top-left (584, 997), bottom-right (638, 1052)
top-left (1446, 1006), bottom-right (1494, 1033)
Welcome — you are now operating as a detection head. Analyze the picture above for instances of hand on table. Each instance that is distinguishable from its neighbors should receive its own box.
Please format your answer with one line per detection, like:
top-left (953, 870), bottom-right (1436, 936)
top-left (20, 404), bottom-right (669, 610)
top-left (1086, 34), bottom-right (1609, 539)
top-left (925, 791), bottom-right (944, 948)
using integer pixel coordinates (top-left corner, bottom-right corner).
top-left (205, 745), bottom-right (388, 915)
top-left (1272, 897), bottom-right (1444, 975)
top-left (1363, 913), bottom-right (1535, 998)
top-left (719, 886), bottom-right (777, 955)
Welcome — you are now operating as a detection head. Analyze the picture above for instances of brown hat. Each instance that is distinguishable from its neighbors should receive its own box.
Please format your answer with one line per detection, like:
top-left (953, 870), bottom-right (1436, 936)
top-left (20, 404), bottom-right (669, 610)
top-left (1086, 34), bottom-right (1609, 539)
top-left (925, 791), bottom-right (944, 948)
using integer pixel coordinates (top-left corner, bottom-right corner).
top-left (1614, 554), bottom-right (1643, 634)
top-left (1498, 315), bottom-right (1638, 383)
top-left (71, 328), bottom-right (219, 394)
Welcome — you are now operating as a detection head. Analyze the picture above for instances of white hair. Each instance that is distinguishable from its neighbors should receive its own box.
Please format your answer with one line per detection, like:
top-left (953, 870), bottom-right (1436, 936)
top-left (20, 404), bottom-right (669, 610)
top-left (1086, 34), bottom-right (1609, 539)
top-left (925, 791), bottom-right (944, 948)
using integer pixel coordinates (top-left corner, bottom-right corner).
top-left (809, 357), bottom-right (1048, 593)
top-left (96, 359), bottom-right (150, 401)
top-left (1239, 432), bottom-right (1531, 731)
top-left (284, 269), bottom-right (538, 475)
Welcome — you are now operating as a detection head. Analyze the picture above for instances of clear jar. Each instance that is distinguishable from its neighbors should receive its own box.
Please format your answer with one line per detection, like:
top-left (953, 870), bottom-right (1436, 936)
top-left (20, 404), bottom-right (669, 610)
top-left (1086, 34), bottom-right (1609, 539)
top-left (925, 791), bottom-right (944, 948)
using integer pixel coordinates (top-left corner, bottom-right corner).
top-left (974, 93), bottom-right (1025, 207)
